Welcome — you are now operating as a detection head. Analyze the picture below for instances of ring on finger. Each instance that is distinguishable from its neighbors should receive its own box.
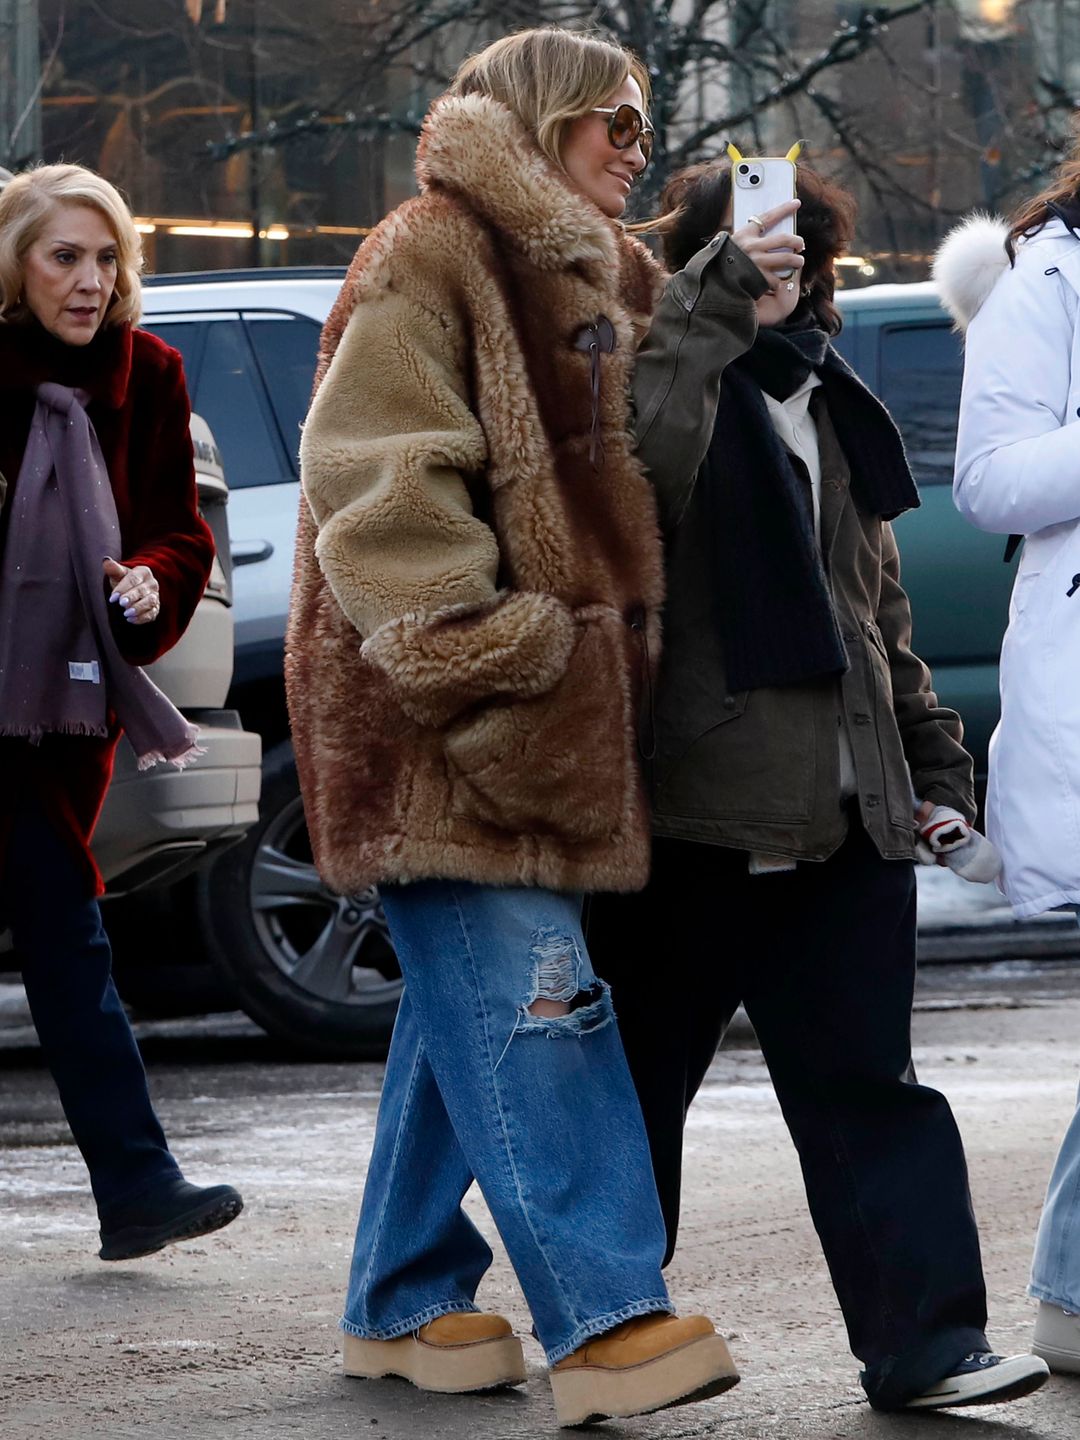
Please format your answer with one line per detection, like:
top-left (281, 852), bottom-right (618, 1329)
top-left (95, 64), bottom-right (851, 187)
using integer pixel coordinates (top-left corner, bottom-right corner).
top-left (746, 213), bottom-right (766, 236)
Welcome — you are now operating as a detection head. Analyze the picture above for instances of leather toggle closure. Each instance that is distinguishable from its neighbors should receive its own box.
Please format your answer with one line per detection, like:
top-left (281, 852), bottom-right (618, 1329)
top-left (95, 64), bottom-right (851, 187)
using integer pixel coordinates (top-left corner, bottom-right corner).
top-left (573, 316), bottom-right (617, 469)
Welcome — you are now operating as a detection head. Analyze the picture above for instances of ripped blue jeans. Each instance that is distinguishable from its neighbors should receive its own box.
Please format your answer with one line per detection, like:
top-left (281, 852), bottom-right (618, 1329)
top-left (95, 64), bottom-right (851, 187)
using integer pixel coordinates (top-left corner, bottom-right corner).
top-left (342, 881), bottom-right (672, 1363)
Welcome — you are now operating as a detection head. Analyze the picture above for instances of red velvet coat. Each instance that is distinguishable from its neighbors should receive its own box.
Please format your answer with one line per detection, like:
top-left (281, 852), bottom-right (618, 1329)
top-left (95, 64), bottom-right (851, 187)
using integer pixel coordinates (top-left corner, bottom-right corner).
top-left (0, 320), bottom-right (214, 895)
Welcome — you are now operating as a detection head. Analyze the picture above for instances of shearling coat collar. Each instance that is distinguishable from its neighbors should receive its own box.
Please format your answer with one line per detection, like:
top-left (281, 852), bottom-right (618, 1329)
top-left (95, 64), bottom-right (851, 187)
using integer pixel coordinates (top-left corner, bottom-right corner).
top-left (415, 92), bottom-right (622, 273)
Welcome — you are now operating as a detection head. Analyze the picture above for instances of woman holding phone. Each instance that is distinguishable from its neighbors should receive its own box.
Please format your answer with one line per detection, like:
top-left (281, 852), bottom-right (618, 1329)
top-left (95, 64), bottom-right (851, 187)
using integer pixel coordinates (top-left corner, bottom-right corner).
top-left (589, 156), bottom-right (1048, 1412)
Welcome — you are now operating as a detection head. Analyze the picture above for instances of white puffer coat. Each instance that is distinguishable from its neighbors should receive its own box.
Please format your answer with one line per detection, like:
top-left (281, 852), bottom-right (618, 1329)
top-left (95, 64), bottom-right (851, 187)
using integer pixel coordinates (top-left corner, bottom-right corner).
top-left (936, 213), bottom-right (1080, 916)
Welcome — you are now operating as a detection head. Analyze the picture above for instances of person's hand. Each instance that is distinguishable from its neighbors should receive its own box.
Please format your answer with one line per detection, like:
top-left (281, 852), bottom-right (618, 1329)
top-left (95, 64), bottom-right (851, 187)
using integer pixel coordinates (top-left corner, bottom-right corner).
top-left (914, 798), bottom-right (949, 866)
top-left (914, 799), bottom-right (1003, 884)
top-left (103, 557), bottom-right (161, 625)
top-left (730, 200), bottom-right (805, 290)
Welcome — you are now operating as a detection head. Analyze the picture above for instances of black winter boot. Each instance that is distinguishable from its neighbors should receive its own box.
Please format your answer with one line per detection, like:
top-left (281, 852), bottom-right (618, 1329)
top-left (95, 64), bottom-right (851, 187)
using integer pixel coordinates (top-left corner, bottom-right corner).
top-left (99, 1177), bottom-right (243, 1260)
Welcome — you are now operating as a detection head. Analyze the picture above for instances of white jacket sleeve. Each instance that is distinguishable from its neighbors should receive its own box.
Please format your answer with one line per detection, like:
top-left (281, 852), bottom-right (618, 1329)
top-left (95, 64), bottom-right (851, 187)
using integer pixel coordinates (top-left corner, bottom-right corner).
top-left (953, 252), bottom-right (1080, 535)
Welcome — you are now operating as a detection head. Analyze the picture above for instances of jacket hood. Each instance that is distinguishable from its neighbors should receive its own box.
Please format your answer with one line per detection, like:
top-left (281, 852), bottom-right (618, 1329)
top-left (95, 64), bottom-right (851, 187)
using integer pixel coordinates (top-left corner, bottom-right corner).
top-left (415, 92), bottom-right (621, 273)
top-left (932, 214), bottom-right (1010, 332)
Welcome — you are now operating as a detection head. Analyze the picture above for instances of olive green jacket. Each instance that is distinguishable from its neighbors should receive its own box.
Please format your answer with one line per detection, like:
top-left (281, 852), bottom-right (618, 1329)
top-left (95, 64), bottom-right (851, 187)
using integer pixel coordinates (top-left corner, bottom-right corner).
top-left (632, 236), bottom-right (974, 861)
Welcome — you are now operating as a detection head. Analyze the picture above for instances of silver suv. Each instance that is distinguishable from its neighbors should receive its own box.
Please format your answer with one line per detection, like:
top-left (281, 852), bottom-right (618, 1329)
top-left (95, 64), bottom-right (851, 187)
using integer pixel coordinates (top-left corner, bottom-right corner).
top-left (96, 414), bottom-right (262, 891)
top-left (138, 270), bottom-right (400, 1057)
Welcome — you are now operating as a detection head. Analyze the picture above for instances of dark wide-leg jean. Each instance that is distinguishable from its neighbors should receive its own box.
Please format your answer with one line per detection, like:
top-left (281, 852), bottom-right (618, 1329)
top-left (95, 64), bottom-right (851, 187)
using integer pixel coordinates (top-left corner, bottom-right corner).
top-left (587, 820), bottom-right (989, 1410)
top-left (1, 806), bottom-right (179, 1220)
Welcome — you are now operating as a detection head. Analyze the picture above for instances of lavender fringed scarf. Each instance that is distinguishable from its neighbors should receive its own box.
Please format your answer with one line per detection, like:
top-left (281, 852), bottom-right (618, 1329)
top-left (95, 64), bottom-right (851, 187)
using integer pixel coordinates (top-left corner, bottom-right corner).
top-left (0, 382), bottom-right (201, 769)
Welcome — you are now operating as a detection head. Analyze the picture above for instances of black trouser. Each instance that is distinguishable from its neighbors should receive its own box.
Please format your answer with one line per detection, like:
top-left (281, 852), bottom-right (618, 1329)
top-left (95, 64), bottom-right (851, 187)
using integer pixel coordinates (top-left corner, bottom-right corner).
top-left (587, 821), bottom-right (989, 1409)
top-left (1, 806), bottom-right (179, 1222)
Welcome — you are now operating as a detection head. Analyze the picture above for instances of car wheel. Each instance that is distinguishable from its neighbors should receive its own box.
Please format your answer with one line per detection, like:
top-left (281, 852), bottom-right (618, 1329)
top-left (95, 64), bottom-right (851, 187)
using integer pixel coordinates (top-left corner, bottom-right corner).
top-left (195, 739), bottom-right (402, 1056)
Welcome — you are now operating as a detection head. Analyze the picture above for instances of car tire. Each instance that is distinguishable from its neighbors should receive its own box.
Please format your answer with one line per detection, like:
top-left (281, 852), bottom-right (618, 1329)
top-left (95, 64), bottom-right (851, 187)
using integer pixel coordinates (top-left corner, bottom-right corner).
top-left (195, 739), bottom-right (402, 1057)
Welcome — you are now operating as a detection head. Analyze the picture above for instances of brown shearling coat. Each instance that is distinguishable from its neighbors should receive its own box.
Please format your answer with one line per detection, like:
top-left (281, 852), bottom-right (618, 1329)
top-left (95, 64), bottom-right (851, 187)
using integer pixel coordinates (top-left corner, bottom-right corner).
top-left (286, 94), bottom-right (666, 895)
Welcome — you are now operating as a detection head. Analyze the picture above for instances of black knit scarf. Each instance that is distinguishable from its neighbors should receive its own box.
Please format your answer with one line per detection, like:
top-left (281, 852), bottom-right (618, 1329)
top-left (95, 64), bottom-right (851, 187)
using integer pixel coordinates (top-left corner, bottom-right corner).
top-left (703, 323), bottom-right (920, 692)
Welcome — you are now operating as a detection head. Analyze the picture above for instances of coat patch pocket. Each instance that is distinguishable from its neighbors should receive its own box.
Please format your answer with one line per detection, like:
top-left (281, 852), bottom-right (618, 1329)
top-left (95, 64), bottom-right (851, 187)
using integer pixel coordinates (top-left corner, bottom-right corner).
top-left (443, 617), bottom-right (633, 843)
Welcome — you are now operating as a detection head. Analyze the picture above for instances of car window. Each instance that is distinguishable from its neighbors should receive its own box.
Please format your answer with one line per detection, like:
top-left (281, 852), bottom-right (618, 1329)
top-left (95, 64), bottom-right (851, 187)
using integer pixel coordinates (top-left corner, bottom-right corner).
top-left (140, 320), bottom-right (206, 391)
top-left (245, 315), bottom-right (321, 477)
top-left (878, 323), bottom-right (962, 487)
top-left (830, 325), bottom-right (856, 368)
top-left (191, 320), bottom-right (289, 489)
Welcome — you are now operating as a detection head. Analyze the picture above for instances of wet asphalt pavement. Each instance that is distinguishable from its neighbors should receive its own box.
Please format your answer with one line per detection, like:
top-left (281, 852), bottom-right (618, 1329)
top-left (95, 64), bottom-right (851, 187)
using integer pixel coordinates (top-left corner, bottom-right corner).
top-left (2, 960), bottom-right (1080, 1439)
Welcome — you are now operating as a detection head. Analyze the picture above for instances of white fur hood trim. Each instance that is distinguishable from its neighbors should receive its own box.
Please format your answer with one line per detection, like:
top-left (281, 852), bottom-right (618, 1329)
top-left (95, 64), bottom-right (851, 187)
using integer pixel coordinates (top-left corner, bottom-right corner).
top-left (932, 214), bottom-right (1010, 332)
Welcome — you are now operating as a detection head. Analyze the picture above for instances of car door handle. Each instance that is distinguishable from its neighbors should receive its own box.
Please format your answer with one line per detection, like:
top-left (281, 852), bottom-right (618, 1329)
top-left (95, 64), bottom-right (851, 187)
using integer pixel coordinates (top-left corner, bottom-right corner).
top-left (231, 539), bottom-right (275, 567)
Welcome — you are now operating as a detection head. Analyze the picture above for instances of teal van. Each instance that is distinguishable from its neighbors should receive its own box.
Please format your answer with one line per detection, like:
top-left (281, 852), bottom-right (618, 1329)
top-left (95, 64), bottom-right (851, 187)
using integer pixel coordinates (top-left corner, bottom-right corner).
top-left (835, 281), bottom-right (1011, 785)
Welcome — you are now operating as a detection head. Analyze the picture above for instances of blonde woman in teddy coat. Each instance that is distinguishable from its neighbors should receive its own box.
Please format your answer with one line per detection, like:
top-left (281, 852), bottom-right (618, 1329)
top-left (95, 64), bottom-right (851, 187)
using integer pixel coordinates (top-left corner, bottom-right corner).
top-left (936, 154), bottom-right (1080, 1379)
top-left (286, 28), bottom-right (800, 1427)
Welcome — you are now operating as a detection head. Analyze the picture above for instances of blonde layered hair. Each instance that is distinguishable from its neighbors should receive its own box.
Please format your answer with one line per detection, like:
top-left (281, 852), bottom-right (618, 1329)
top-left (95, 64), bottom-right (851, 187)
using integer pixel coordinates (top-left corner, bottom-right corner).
top-left (0, 163), bottom-right (143, 326)
top-left (450, 28), bottom-right (650, 172)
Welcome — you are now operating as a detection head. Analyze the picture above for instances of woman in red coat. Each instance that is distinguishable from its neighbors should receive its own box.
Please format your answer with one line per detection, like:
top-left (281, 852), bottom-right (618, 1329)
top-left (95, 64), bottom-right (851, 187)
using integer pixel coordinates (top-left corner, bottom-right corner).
top-left (0, 163), bottom-right (242, 1260)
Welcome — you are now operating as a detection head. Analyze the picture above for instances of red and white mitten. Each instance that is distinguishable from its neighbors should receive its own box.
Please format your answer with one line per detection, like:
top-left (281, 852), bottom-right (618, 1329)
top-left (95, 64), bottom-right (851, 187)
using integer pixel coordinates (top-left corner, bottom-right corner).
top-left (915, 804), bottom-right (1002, 884)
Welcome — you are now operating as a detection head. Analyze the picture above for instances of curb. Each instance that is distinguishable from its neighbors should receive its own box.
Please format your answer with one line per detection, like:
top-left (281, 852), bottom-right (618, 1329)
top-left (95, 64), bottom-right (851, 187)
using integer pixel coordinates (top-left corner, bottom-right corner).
top-left (918, 922), bottom-right (1080, 964)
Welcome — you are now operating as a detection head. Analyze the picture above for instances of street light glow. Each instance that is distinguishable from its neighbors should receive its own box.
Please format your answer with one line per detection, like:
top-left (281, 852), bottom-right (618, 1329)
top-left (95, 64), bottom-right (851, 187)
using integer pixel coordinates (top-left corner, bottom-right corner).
top-left (133, 215), bottom-right (373, 240)
top-left (166, 223), bottom-right (254, 238)
top-left (978, 1), bottom-right (1016, 23)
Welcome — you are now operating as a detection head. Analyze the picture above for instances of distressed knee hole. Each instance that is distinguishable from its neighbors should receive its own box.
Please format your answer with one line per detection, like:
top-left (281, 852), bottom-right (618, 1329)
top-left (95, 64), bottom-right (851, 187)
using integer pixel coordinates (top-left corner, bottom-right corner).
top-left (494, 925), bottom-right (617, 1069)
top-left (526, 927), bottom-right (582, 1015)
top-left (495, 944), bottom-right (613, 1071)
top-left (527, 995), bottom-right (572, 1018)
top-left (517, 926), bottom-right (614, 1036)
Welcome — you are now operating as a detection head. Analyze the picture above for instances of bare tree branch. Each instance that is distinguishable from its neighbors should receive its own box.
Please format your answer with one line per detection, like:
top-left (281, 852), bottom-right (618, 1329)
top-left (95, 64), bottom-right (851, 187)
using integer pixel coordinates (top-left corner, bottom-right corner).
top-left (669, 2), bottom-right (935, 161)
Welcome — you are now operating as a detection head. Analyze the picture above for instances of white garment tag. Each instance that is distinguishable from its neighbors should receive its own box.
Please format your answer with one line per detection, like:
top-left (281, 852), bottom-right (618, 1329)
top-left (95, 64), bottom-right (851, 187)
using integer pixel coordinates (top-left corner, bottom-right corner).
top-left (68, 660), bottom-right (101, 684)
top-left (748, 851), bottom-right (798, 876)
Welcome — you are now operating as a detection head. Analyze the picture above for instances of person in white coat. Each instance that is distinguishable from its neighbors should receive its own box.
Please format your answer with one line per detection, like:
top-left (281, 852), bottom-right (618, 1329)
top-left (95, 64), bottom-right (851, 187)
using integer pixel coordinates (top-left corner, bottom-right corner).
top-left (935, 153), bottom-right (1080, 1377)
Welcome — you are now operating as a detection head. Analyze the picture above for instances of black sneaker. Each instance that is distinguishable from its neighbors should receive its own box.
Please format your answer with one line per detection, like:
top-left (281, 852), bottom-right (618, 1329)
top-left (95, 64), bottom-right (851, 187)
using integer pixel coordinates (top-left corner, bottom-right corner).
top-left (905, 1350), bottom-right (1050, 1409)
top-left (99, 1177), bottom-right (243, 1261)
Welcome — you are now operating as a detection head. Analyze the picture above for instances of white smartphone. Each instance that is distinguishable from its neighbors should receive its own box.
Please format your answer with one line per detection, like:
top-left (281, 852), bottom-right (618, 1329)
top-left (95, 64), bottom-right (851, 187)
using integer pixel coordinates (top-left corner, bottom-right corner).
top-left (731, 156), bottom-right (797, 275)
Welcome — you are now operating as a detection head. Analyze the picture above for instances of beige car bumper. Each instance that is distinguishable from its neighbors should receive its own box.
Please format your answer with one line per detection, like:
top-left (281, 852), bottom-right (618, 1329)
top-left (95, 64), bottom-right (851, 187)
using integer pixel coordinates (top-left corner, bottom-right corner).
top-left (95, 713), bottom-right (262, 895)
